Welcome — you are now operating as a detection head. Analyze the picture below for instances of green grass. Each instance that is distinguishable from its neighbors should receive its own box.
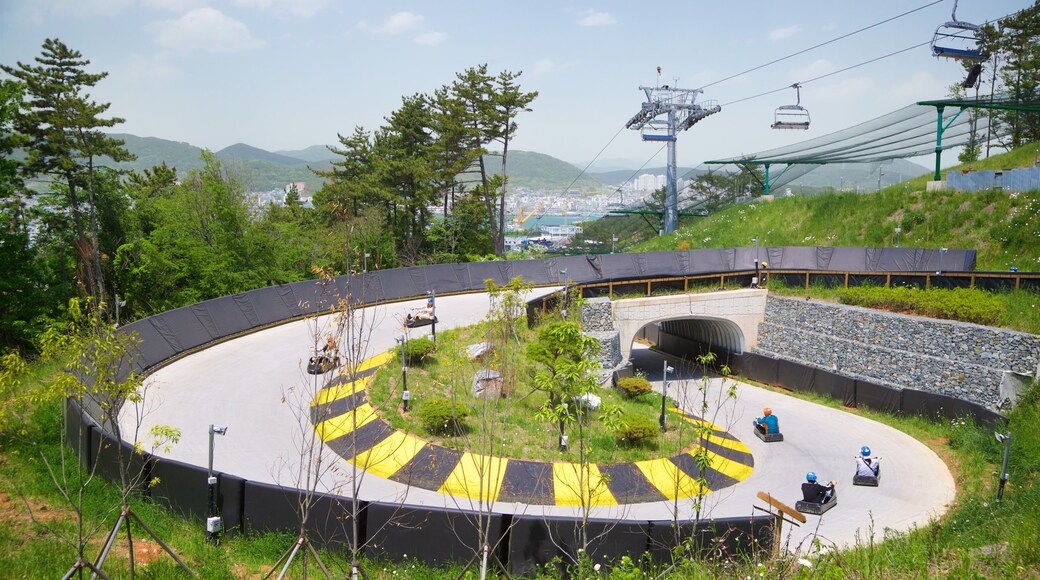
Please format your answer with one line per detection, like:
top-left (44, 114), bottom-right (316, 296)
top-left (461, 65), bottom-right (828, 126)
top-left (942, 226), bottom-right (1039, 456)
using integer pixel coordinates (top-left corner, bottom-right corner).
top-left (3, 343), bottom-right (1040, 577)
top-left (633, 141), bottom-right (1040, 273)
top-left (366, 319), bottom-right (693, 463)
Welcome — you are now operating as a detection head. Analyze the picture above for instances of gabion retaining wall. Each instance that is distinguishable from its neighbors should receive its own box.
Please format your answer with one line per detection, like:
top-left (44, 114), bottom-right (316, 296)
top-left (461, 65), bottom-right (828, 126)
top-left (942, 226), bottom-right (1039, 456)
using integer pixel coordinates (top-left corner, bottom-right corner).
top-left (755, 296), bottom-right (1040, 410)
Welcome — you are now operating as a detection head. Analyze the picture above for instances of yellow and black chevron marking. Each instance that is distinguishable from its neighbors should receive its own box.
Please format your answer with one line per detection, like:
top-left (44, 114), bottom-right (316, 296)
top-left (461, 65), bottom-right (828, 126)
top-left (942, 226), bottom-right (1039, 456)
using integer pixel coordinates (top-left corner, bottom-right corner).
top-left (311, 353), bottom-right (754, 506)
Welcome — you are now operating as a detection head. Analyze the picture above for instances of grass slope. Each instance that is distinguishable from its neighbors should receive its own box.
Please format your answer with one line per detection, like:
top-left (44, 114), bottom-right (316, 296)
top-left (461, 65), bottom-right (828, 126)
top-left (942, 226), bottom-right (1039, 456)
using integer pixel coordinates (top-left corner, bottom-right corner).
top-left (631, 141), bottom-right (1040, 272)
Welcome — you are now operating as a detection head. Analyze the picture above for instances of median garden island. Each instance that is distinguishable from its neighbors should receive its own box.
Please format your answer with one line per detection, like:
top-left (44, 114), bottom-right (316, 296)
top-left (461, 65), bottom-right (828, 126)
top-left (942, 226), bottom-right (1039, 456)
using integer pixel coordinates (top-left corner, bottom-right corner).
top-left (365, 283), bottom-right (714, 465)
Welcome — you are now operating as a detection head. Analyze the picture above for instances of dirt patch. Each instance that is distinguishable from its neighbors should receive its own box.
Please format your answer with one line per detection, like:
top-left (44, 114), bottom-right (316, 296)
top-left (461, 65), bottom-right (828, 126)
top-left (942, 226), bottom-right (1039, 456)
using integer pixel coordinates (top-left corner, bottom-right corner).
top-left (0, 490), bottom-right (68, 528)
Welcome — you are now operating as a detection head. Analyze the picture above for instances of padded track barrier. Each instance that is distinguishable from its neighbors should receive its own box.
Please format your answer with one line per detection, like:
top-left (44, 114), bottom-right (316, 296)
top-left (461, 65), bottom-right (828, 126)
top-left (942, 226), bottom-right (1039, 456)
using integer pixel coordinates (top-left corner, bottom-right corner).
top-left (506, 515), bottom-right (650, 577)
top-left (243, 481), bottom-right (361, 549)
top-left (364, 503), bottom-right (504, 567)
top-left (65, 247), bottom-right (1027, 570)
top-left (149, 457), bottom-right (210, 521)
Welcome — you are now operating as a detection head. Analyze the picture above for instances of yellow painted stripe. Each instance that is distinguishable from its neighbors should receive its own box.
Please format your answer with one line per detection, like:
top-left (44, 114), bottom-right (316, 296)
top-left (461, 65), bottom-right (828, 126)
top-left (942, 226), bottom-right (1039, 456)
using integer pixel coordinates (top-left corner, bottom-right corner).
top-left (312, 351), bottom-right (394, 406)
top-left (312, 374), bottom-right (372, 406)
top-left (315, 403), bottom-right (378, 441)
top-left (351, 351), bottom-right (395, 375)
top-left (678, 416), bottom-right (752, 453)
top-left (438, 453), bottom-right (508, 502)
top-left (552, 463), bottom-right (618, 507)
top-left (634, 457), bottom-right (707, 500)
top-left (351, 431), bottom-right (427, 478)
top-left (706, 449), bottom-right (755, 482)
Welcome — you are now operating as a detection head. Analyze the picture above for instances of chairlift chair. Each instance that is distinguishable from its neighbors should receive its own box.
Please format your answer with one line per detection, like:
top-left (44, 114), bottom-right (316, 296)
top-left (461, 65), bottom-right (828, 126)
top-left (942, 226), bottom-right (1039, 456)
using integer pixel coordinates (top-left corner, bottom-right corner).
top-left (771, 84), bottom-right (810, 130)
top-left (931, 0), bottom-right (989, 62)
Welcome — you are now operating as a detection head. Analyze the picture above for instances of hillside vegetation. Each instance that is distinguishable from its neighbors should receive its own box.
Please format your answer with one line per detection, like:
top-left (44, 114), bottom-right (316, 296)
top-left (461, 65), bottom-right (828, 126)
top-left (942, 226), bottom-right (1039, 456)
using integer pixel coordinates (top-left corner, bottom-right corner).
top-left (626, 141), bottom-right (1040, 272)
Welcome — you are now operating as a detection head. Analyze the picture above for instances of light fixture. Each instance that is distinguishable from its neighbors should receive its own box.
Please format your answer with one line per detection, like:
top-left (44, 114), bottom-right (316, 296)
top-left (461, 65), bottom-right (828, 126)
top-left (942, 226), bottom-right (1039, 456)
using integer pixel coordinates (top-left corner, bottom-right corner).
top-left (206, 424), bottom-right (228, 543)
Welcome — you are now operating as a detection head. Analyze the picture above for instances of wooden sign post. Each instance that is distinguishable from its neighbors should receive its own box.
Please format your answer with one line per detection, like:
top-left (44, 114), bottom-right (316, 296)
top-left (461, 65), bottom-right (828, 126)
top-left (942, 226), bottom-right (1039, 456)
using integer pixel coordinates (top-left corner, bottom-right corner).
top-left (755, 491), bottom-right (806, 557)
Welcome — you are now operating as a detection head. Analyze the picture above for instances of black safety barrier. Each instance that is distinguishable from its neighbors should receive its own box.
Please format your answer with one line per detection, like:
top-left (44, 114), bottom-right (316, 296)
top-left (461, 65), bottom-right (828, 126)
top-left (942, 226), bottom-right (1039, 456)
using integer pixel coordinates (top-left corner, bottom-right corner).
top-left (67, 247), bottom-right (1037, 572)
top-left (218, 472), bottom-right (247, 536)
top-left (646, 516), bottom-right (772, 562)
top-left (855, 380), bottom-right (904, 414)
top-left (813, 369), bottom-right (857, 406)
top-left (364, 502), bottom-right (504, 567)
top-left (506, 515), bottom-right (651, 577)
top-left (149, 457), bottom-right (210, 521)
top-left (901, 388), bottom-right (1006, 427)
top-left (93, 430), bottom-right (152, 495)
top-left (65, 399), bottom-right (95, 470)
top-left (242, 480), bottom-right (361, 548)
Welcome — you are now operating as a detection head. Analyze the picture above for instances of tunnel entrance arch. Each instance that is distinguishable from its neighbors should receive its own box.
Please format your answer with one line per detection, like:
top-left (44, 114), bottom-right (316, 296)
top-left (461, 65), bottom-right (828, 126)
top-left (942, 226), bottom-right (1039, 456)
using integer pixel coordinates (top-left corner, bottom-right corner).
top-left (611, 289), bottom-right (768, 364)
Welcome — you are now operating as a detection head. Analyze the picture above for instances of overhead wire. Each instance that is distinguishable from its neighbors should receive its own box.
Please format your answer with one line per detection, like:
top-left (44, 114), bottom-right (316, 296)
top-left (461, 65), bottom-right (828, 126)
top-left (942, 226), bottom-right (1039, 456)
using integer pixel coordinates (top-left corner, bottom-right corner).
top-left (560, 2), bottom-right (1027, 197)
top-left (697, 0), bottom-right (944, 91)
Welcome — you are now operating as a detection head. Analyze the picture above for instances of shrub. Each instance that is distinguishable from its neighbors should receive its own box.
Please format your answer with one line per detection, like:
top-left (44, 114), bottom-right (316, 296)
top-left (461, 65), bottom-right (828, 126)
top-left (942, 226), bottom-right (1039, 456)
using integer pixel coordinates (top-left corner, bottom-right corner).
top-left (417, 397), bottom-right (468, 436)
top-left (616, 412), bottom-right (658, 444)
top-left (398, 336), bottom-right (435, 366)
top-left (617, 376), bottom-right (653, 398)
top-left (838, 286), bottom-right (1002, 325)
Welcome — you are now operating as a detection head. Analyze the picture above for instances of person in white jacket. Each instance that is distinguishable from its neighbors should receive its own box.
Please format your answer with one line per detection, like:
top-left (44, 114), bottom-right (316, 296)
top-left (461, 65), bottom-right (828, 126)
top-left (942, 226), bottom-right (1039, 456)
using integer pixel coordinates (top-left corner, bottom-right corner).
top-left (855, 445), bottom-right (881, 478)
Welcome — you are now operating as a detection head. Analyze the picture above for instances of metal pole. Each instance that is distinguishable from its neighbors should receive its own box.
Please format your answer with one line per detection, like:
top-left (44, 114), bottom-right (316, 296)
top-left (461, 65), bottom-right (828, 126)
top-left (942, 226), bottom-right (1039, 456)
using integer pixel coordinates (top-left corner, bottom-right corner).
top-left (206, 425), bottom-right (226, 543)
top-left (998, 431), bottom-right (1011, 501)
top-left (428, 291), bottom-right (436, 343)
top-left (399, 337), bottom-right (408, 397)
top-left (664, 108), bottom-right (678, 234)
top-left (115, 293), bottom-right (120, 328)
top-left (895, 227), bottom-right (902, 248)
top-left (753, 237), bottom-right (760, 287)
top-left (933, 105), bottom-right (945, 181)
top-left (659, 361), bottom-right (668, 431)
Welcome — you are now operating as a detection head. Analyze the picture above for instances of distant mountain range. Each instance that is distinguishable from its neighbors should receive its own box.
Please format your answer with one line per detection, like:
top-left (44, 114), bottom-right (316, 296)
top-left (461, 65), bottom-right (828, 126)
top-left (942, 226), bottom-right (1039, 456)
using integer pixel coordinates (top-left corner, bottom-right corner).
top-left (103, 133), bottom-right (931, 194)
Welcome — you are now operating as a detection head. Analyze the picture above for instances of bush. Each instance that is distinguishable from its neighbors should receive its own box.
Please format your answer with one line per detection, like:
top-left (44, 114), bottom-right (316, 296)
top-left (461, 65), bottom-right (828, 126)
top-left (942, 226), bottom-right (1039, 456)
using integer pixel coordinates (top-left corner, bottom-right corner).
top-left (417, 397), bottom-right (468, 436)
top-left (838, 286), bottom-right (1002, 325)
top-left (617, 376), bottom-right (653, 398)
top-left (398, 336), bottom-right (435, 366)
top-left (616, 412), bottom-right (658, 444)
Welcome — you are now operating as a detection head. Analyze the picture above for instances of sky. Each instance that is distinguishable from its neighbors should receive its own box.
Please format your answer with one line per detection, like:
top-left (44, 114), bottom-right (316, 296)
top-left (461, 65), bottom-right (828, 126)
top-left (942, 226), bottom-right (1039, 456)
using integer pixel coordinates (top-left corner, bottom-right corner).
top-left (0, 0), bottom-right (1029, 170)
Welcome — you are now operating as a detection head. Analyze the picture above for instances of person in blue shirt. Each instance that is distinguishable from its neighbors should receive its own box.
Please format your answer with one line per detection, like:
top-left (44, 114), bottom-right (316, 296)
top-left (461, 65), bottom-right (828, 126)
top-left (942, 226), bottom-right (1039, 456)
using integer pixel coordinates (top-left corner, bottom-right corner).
top-left (753, 407), bottom-right (779, 434)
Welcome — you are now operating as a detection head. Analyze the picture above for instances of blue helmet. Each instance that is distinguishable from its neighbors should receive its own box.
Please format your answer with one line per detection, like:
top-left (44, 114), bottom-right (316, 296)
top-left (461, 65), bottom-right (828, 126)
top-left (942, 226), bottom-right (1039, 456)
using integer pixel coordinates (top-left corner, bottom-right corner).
top-left (860, 446), bottom-right (872, 457)
top-left (806, 471), bottom-right (817, 482)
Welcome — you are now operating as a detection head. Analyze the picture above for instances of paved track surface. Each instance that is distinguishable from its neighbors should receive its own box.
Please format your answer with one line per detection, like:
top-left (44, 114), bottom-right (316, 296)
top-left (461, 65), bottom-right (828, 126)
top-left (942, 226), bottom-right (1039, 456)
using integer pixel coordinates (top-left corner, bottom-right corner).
top-left (125, 289), bottom-right (955, 552)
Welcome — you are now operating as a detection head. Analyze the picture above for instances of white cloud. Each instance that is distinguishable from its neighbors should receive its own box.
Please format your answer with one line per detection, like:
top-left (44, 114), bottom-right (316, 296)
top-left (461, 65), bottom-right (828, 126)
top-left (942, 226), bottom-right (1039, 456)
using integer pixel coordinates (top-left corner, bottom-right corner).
top-left (141, 0), bottom-right (208, 11)
top-left (576, 10), bottom-right (617, 27)
top-left (532, 59), bottom-right (556, 76)
top-left (150, 7), bottom-right (264, 53)
top-left (414, 31), bottom-right (447, 46)
top-left (374, 11), bottom-right (424, 35)
top-left (768, 26), bottom-right (800, 41)
top-left (16, 0), bottom-right (133, 22)
top-left (230, 0), bottom-right (332, 18)
top-left (791, 59), bottom-right (836, 80)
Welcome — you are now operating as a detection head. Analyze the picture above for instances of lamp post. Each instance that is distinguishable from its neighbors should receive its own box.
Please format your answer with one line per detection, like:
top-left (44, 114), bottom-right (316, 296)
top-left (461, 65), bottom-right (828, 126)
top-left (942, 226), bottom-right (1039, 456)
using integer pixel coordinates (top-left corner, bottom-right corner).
top-left (426, 290), bottom-right (436, 343)
top-left (395, 336), bottom-right (409, 411)
top-left (996, 431), bottom-right (1012, 501)
top-left (938, 247), bottom-right (948, 276)
top-left (114, 294), bottom-right (126, 328)
top-left (560, 269), bottom-right (569, 319)
top-left (752, 237), bottom-right (760, 288)
top-left (363, 252), bottom-right (371, 273)
top-left (895, 226), bottom-right (902, 248)
top-left (659, 362), bottom-right (674, 431)
top-left (206, 424), bottom-right (228, 544)
top-left (611, 234), bottom-right (618, 254)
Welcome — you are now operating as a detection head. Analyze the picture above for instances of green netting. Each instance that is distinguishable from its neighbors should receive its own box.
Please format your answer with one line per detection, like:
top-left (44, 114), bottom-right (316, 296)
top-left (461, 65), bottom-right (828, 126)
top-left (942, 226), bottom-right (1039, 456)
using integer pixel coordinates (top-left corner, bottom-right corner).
top-left (706, 102), bottom-right (992, 166)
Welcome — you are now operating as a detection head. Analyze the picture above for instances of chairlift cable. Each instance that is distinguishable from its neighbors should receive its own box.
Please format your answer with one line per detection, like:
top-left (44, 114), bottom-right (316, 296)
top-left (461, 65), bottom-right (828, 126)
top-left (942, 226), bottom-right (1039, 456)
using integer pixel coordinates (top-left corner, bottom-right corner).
top-left (697, 1), bottom-right (944, 91)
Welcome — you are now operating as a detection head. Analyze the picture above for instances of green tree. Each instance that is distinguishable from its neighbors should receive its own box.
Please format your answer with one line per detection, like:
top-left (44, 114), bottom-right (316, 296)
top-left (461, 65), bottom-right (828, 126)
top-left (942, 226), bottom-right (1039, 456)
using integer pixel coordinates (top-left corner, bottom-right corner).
top-left (989, 2), bottom-right (1040, 149)
top-left (527, 320), bottom-right (600, 449)
top-left (2, 38), bottom-right (134, 304)
top-left (489, 69), bottom-right (538, 256)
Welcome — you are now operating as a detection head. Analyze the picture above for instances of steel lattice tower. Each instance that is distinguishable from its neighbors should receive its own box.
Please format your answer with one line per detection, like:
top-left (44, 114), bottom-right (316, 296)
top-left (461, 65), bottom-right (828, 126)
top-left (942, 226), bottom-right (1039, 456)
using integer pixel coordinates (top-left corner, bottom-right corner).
top-left (625, 85), bottom-right (720, 234)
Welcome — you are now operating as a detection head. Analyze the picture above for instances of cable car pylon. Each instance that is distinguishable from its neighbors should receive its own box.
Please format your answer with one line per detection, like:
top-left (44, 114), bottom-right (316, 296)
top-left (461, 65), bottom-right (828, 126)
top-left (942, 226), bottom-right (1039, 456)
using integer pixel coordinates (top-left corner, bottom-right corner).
top-left (624, 75), bottom-right (720, 234)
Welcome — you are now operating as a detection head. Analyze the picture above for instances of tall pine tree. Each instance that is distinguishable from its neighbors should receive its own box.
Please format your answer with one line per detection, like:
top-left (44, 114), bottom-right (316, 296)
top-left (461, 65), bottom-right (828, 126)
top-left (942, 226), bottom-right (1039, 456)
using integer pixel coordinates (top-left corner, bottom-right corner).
top-left (2, 38), bottom-right (134, 304)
